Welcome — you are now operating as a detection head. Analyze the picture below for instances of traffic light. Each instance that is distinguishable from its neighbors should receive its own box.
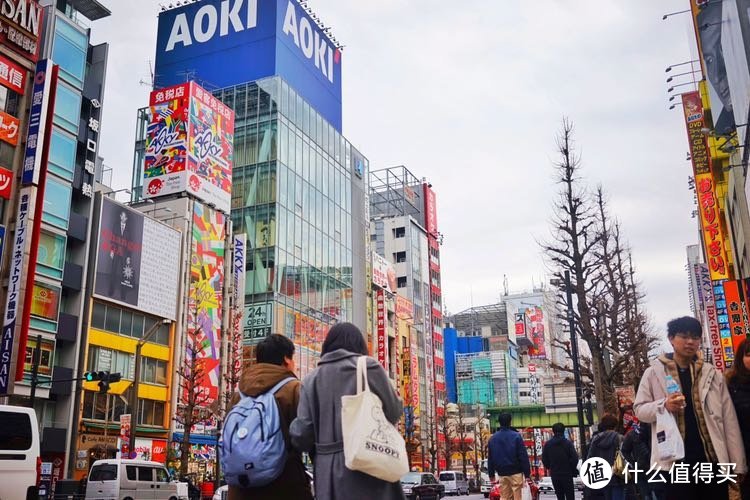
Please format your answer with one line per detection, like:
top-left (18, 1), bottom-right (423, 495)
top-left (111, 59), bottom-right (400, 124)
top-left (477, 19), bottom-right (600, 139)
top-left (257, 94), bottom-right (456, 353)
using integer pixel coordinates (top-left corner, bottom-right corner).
top-left (94, 372), bottom-right (122, 394)
top-left (83, 371), bottom-right (104, 382)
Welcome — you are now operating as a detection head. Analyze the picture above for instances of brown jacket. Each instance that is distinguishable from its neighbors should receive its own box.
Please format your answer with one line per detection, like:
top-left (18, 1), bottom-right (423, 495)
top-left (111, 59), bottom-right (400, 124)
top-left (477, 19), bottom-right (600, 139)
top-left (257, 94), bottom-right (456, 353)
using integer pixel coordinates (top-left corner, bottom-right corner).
top-left (227, 363), bottom-right (313, 500)
top-left (634, 353), bottom-right (747, 473)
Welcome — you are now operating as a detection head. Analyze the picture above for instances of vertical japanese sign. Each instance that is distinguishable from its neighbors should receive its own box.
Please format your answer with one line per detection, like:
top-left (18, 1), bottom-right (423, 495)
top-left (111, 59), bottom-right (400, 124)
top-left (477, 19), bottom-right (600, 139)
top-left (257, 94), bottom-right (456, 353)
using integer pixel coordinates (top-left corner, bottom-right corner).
top-left (714, 281), bottom-right (734, 366)
top-left (723, 280), bottom-right (748, 356)
top-left (230, 233), bottom-right (246, 392)
top-left (376, 289), bottom-right (387, 369)
top-left (528, 307), bottom-right (547, 359)
top-left (21, 59), bottom-right (53, 186)
top-left (698, 264), bottom-right (725, 371)
top-left (0, 189), bottom-right (31, 393)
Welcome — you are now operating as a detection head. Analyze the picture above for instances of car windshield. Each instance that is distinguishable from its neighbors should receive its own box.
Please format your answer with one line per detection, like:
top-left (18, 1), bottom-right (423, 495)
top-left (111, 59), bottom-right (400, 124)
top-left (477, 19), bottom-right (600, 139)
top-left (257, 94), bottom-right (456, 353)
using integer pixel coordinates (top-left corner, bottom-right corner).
top-left (90, 464), bottom-right (117, 481)
top-left (401, 472), bottom-right (422, 484)
top-left (439, 473), bottom-right (454, 481)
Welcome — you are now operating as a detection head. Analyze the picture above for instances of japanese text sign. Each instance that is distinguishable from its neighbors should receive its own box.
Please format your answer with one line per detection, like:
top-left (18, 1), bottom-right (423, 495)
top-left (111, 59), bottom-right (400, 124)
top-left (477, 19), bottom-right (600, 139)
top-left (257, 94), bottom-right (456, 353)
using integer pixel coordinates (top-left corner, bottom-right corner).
top-left (21, 60), bottom-right (53, 186)
top-left (376, 289), bottom-right (387, 370)
top-left (0, 54), bottom-right (25, 94)
top-left (695, 174), bottom-right (730, 281)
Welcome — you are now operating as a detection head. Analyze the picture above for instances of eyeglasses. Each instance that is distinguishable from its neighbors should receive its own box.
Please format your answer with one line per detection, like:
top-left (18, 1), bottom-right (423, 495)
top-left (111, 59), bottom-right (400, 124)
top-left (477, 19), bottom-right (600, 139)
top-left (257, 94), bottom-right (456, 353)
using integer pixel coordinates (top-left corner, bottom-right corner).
top-left (674, 332), bottom-right (702, 340)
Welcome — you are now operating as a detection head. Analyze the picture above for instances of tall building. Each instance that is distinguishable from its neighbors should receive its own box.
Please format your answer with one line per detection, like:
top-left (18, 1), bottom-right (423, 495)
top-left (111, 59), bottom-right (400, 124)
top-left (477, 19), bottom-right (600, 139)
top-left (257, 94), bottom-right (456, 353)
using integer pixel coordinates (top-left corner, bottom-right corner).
top-left (0, 0), bottom-right (111, 486)
top-left (369, 165), bottom-right (445, 468)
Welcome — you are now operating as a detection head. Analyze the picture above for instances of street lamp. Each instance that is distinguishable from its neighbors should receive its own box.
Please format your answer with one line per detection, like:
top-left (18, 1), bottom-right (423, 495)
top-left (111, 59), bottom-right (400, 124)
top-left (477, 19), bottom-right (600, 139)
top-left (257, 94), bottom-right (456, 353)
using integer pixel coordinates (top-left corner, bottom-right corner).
top-left (550, 271), bottom-right (587, 457)
top-left (128, 318), bottom-right (172, 457)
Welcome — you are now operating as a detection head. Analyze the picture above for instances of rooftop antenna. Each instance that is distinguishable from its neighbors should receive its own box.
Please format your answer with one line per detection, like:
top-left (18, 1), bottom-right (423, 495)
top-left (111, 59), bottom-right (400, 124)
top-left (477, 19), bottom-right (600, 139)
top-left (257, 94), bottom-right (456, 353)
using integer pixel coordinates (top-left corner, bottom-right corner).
top-left (138, 60), bottom-right (155, 88)
top-left (503, 274), bottom-right (509, 296)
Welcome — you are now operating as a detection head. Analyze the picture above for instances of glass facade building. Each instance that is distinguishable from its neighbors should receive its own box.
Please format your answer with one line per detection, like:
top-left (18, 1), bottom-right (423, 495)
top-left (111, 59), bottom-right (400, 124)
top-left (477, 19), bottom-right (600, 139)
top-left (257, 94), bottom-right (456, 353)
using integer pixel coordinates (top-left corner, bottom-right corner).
top-left (216, 77), bottom-right (369, 377)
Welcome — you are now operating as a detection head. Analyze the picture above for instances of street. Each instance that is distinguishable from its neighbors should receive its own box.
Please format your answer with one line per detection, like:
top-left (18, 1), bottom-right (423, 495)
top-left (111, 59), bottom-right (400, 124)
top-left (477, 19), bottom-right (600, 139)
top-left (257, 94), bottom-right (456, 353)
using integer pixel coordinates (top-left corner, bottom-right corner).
top-left (462, 493), bottom-right (584, 500)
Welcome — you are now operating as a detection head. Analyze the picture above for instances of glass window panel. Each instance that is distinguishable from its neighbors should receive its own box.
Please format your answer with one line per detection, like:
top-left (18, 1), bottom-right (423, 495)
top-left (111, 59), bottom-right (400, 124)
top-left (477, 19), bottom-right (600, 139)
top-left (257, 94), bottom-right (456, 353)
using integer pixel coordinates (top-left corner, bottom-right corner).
top-left (92, 302), bottom-right (106, 329)
top-left (36, 231), bottom-right (66, 278)
top-left (120, 310), bottom-right (133, 336)
top-left (278, 164), bottom-right (288, 207)
top-left (155, 360), bottom-right (167, 385)
top-left (303, 142), bottom-right (310, 181)
top-left (104, 306), bottom-right (120, 333)
top-left (295, 133), bottom-right (303, 176)
top-left (42, 179), bottom-right (71, 229)
top-left (52, 19), bottom-right (87, 89)
top-left (53, 82), bottom-right (81, 134)
top-left (279, 122), bottom-right (288, 167)
top-left (48, 129), bottom-right (76, 180)
top-left (153, 401), bottom-right (165, 426)
top-left (132, 314), bottom-right (144, 338)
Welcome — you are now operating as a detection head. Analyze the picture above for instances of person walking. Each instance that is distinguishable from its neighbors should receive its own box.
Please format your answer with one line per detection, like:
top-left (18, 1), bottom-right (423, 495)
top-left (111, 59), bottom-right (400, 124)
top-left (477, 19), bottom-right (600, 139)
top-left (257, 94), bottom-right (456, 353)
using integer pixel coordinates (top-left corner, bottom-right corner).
top-left (227, 334), bottom-right (313, 500)
top-left (586, 415), bottom-right (625, 500)
top-left (487, 412), bottom-right (531, 500)
top-left (542, 422), bottom-right (579, 500)
top-left (621, 422), bottom-right (661, 500)
top-left (727, 338), bottom-right (750, 500)
top-left (634, 316), bottom-right (747, 500)
top-left (290, 323), bottom-right (405, 500)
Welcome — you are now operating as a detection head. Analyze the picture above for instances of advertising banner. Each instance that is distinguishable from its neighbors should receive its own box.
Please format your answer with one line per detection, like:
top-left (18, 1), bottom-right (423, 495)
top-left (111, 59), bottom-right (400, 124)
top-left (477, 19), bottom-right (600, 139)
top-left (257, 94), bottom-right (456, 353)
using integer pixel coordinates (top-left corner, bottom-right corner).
top-left (119, 414), bottom-right (131, 456)
top-left (230, 234), bottom-right (246, 390)
top-left (698, 264), bottom-right (724, 371)
top-left (145, 82), bottom-right (234, 213)
top-left (243, 302), bottom-right (272, 343)
top-left (0, 166), bottom-right (12, 199)
top-left (185, 202), bottom-right (226, 407)
top-left (690, 0), bottom-right (735, 136)
top-left (30, 282), bottom-right (59, 322)
top-left (682, 91), bottom-right (712, 176)
top-left (723, 280), bottom-right (748, 356)
top-left (410, 328), bottom-right (420, 418)
top-left (154, 0), bottom-right (342, 131)
top-left (0, 0), bottom-right (42, 63)
top-left (372, 251), bottom-right (396, 294)
top-left (714, 281), bottom-right (734, 366)
top-left (0, 110), bottom-right (20, 146)
top-left (93, 196), bottom-right (181, 320)
top-left (423, 184), bottom-right (438, 237)
top-left (695, 174), bottom-right (730, 281)
top-left (0, 188), bottom-right (31, 393)
top-left (515, 312), bottom-right (526, 336)
top-left (376, 289), bottom-right (387, 369)
top-left (396, 295), bottom-right (413, 320)
top-left (22, 59), bottom-right (54, 186)
top-left (528, 307), bottom-right (547, 359)
top-left (0, 54), bottom-right (26, 94)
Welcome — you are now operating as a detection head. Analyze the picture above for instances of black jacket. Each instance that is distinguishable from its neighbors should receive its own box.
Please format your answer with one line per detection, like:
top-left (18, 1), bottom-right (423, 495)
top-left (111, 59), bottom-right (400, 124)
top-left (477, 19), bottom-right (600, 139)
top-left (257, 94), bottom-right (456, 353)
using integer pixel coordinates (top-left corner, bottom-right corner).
top-left (587, 430), bottom-right (621, 466)
top-left (541, 435), bottom-right (579, 478)
top-left (621, 426), bottom-right (651, 473)
top-left (728, 378), bottom-right (750, 465)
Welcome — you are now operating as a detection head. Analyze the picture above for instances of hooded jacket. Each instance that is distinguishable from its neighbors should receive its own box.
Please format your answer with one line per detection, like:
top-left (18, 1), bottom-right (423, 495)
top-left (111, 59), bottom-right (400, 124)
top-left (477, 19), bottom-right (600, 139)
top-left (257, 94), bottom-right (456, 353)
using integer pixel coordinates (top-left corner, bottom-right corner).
top-left (227, 363), bottom-right (313, 500)
top-left (289, 349), bottom-right (405, 500)
top-left (542, 435), bottom-right (579, 478)
top-left (633, 353), bottom-right (747, 473)
top-left (587, 430), bottom-right (621, 466)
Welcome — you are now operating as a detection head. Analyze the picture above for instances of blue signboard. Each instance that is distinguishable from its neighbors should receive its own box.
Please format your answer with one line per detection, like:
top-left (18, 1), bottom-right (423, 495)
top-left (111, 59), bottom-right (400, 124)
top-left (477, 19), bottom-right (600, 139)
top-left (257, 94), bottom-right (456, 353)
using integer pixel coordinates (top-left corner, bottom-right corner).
top-left (154, 0), bottom-right (343, 131)
top-left (21, 59), bottom-right (53, 186)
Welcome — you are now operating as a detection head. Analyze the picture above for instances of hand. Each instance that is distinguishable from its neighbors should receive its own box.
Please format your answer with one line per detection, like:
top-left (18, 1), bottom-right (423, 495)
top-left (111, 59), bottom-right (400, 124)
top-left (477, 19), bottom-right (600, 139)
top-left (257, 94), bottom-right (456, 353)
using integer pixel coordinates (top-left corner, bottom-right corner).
top-left (665, 393), bottom-right (686, 413)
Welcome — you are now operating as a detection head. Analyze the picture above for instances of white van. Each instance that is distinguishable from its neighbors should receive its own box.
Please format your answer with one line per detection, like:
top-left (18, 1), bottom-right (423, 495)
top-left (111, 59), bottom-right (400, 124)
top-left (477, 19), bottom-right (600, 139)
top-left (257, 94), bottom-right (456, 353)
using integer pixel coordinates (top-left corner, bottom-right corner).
top-left (85, 459), bottom-right (179, 500)
top-left (0, 405), bottom-right (40, 500)
top-left (438, 470), bottom-right (470, 495)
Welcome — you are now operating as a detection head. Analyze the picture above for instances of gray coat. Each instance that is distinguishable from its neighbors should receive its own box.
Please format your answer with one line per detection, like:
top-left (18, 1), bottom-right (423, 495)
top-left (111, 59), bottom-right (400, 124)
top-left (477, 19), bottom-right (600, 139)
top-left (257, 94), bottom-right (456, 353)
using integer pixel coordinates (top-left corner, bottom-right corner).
top-left (290, 349), bottom-right (406, 500)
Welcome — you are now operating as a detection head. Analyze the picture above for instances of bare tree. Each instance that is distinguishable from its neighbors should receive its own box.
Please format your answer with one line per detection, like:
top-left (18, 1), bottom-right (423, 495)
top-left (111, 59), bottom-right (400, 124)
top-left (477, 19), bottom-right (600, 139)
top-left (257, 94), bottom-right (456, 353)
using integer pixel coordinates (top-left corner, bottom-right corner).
top-left (438, 399), bottom-right (455, 472)
top-left (454, 405), bottom-right (471, 477)
top-left (541, 119), bottom-right (656, 416)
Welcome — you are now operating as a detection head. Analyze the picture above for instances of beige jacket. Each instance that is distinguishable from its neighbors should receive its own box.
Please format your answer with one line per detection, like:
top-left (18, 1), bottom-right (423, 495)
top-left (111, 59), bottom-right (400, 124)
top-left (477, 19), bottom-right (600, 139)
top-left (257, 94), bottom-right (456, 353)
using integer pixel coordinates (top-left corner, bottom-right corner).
top-left (633, 354), bottom-right (747, 474)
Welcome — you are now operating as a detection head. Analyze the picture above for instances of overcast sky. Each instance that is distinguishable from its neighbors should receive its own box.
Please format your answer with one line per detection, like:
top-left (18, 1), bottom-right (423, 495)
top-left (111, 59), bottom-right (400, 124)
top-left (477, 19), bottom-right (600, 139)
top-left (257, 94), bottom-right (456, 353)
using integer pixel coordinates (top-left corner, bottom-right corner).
top-left (91, 0), bottom-right (699, 337)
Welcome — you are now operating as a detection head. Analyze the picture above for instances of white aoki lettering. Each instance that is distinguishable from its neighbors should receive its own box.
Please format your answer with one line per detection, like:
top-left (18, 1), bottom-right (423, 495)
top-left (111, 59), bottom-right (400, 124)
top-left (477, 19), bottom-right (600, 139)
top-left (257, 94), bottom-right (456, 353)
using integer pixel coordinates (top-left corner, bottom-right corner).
top-left (283, 1), bottom-right (334, 83)
top-left (165, 0), bottom-right (258, 52)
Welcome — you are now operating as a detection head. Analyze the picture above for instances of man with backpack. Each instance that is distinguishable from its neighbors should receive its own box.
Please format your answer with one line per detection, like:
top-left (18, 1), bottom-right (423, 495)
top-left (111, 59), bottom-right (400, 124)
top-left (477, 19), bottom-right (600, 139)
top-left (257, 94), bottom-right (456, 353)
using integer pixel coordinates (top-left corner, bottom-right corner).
top-left (223, 334), bottom-right (312, 500)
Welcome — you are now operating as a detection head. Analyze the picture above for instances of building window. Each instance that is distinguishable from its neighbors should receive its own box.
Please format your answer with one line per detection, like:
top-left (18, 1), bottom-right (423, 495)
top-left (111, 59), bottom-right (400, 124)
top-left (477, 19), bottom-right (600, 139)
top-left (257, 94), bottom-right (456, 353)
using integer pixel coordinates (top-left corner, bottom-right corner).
top-left (36, 231), bottom-right (66, 279)
top-left (29, 281), bottom-right (61, 332)
top-left (397, 276), bottom-right (407, 288)
top-left (394, 227), bottom-right (405, 238)
top-left (141, 357), bottom-right (167, 385)
top-left (394, 251), bottom-right (406, 263)
top-left (87, 346), bottom-right (134, 380)
top-left (24, 337), bottom-right (54, 376)
top-left (139, 399), bottom-right (165, 426)
top-left (48, 128), bottom-right (77, 180)
top-left (53, 81), bottom-right (81, 134)
top-left (90, 301), bottom-right (169, 345)
top-left (52, 17), bottom-right (88, 89)
top-left (42, 178), bottom-right (72, 229)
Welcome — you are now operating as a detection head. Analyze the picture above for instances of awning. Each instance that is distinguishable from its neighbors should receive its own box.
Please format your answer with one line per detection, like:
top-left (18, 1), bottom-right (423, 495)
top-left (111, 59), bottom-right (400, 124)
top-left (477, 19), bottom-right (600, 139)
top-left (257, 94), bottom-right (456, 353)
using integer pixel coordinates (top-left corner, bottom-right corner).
top-left (172, 433), bottom-right (218, 446)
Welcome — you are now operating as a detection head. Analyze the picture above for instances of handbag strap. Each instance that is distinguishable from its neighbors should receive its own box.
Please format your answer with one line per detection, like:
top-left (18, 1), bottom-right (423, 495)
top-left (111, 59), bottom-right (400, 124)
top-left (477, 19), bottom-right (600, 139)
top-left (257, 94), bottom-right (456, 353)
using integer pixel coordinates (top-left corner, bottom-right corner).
top-left (356, 356), bottom-right (371, 394)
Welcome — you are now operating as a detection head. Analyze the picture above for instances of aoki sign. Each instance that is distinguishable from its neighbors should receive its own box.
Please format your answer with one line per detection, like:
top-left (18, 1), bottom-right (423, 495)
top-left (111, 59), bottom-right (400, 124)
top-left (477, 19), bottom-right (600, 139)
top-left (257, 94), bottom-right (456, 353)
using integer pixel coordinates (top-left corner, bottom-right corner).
top-left (155, 0), bottom-right (342, 130)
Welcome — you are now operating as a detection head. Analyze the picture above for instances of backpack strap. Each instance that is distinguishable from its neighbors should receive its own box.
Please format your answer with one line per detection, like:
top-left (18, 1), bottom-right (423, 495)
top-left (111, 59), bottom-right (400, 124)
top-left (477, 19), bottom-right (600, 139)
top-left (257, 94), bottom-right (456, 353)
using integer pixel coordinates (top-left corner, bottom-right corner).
top-left (269, 376), bottom-right (296, 396)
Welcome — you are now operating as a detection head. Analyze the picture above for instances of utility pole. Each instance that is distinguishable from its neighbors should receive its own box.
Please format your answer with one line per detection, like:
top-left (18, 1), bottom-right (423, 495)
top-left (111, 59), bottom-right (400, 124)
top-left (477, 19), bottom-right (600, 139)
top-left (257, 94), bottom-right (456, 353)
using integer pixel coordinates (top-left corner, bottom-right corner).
top-left (564, 270), bottom-right (587, 457)
top-left (129, 319), bottom-right (171, 457)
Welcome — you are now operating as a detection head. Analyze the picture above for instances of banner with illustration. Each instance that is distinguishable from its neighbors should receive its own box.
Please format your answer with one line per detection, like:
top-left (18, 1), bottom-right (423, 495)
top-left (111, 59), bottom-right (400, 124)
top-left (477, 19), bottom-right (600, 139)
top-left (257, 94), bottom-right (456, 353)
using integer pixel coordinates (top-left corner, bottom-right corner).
top-left (185, 202), bottom-right (225, 407)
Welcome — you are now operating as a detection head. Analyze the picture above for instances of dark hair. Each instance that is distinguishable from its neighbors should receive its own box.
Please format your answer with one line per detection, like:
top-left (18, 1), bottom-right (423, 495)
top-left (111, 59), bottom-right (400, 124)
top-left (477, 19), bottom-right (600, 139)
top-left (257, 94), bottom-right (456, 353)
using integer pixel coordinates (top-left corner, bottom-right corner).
top-left (667, 316), bottom-right (702, 338)
top-left (599, 414), bottom-right (618, 431)
top-left (726, 338), bottom-right (750, 384)
top-left (321, 322), bottom-right (369, 356)
top-left (256, 334), bottom-right (295, 365)
top-left (498, 412), bottom-right (512, 428)
top-left (552, 422), bottom-right (565, 436)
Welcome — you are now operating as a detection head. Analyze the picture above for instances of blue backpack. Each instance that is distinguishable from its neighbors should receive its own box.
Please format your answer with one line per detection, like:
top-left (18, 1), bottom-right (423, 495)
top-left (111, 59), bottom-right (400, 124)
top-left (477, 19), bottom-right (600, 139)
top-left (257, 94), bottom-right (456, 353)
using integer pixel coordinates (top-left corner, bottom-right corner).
top-left (220, 376), bottom-right (296, 488)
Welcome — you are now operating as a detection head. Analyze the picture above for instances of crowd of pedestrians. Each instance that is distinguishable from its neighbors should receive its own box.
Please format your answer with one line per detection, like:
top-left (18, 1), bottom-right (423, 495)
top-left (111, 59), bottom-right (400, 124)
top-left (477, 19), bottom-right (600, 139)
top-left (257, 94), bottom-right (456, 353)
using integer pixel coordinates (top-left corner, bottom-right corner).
top-left (219, 317), bottom-right (750, 500)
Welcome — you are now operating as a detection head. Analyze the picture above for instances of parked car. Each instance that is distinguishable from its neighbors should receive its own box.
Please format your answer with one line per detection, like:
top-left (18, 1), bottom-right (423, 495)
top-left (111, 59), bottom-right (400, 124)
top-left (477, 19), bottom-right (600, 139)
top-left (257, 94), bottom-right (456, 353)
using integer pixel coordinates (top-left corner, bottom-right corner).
top-left (0, 405), bottom-right (40, 500)
top-left (438, 470), bottom-right (470, 495)
top-left (85, 459), bottom-right (179, 500)
top-left (400, 472), bottom-right (445, 500)
top-left (537, 476), bottom-right (554, 494)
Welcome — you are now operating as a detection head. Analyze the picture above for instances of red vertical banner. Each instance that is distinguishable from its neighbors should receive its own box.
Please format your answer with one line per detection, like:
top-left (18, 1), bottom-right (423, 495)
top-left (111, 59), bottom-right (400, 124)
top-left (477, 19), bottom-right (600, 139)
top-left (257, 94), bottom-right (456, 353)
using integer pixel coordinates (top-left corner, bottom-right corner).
top-left (376, 289), bottom-right (387, 369)
top-left (723, 280), bottom-right (747, 356)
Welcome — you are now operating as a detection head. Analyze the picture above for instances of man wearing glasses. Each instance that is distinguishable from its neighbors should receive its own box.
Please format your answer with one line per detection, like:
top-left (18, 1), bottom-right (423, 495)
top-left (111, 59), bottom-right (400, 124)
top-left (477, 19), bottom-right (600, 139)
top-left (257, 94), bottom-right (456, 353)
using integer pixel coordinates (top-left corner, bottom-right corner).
top-left (634, 316), bottom-right (746, 499)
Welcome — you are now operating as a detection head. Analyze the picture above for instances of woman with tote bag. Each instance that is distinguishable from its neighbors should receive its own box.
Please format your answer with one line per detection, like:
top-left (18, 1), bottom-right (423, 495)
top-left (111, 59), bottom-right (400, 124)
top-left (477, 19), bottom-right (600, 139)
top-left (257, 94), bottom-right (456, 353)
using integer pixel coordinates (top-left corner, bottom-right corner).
top-left (290, 323), bottom-right (406, 500)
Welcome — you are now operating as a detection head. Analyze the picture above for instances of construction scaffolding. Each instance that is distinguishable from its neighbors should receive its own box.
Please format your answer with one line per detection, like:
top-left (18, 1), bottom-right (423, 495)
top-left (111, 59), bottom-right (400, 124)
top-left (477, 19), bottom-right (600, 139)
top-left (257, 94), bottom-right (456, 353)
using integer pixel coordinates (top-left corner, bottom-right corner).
top-left (369, 165), bottom-right (424, 220)
top-left (455, 351), bottom-right (517, 406)
top-left (449, 303), bottom-right (509, 337)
